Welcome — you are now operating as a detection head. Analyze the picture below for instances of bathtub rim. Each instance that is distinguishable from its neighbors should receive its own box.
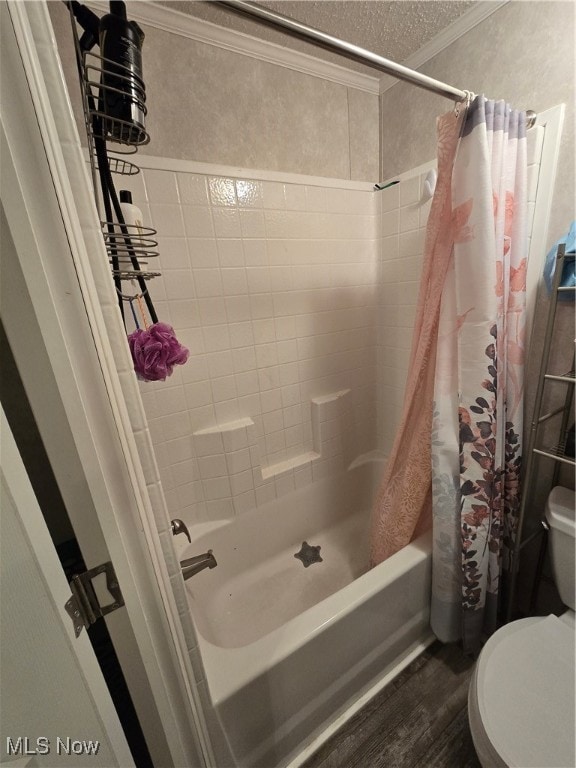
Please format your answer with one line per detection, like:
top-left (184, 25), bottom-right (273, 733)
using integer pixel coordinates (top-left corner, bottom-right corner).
top-left (188, 528), bottom-right (432, 705)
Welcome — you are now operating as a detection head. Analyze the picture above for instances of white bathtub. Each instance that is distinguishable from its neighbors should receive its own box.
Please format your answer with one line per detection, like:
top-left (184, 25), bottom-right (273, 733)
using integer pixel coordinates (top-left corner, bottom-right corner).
top-left (183, 462), bottom-right (433, 767)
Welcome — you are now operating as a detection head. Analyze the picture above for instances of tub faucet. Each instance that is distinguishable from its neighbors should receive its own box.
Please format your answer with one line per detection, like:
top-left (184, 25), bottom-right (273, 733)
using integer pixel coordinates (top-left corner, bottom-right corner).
top-left (181, 550), bottom-right (217, 580)
top-left (171, 518), bottom-right (191, 543)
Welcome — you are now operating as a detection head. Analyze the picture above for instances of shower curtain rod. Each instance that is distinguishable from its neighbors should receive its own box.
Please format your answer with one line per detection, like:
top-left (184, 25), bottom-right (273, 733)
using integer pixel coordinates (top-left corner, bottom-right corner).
top-left (215, 0), bottom-right (537, 125)
top-left (216, 0), bottom-right (467, 101)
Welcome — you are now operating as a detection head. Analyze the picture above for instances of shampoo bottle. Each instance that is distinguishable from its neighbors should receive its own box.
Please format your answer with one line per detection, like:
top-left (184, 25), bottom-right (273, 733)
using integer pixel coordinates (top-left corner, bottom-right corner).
top-left (118, 189), bottom-right (148, 274)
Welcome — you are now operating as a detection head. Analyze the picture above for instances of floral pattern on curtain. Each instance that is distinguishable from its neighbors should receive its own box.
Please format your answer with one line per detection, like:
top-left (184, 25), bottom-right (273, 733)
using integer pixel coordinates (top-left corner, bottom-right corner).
top-left (431, 97), bottom-right (527, 653)
top-left (371, 96), bottom-right (527, 656)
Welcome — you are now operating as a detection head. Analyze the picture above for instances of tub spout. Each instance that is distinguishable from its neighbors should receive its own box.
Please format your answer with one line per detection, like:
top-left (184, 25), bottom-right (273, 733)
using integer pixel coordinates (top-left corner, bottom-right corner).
top-left (181, 550), bottom-right (217, 580)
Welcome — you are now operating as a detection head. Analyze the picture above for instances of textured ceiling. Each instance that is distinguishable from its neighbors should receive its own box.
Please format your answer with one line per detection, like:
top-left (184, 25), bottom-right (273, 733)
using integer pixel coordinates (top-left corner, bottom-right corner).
top-left (160, 1), bottom-right (477, 76)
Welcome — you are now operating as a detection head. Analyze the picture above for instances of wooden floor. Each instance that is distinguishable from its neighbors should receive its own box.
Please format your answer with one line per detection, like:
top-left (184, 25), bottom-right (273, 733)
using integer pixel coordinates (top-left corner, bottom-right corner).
top-left (302, 642), bottom-right (481, 768)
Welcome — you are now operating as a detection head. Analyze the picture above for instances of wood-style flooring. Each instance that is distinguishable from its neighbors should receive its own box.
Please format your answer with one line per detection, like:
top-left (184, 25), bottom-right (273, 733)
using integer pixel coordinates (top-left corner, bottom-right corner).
top-left (302, 642), bottom-right (481, 768)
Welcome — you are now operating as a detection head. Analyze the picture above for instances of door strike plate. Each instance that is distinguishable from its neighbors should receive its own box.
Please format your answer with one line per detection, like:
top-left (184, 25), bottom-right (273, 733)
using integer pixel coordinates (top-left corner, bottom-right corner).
top-left (65, 561), bottom-right (124, 637)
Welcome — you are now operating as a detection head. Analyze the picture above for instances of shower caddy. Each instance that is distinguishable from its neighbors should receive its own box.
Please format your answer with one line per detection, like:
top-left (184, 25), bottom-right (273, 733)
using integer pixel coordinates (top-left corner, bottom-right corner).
top-left (508, 243), bottom-right (575, 617)
top-left (67, 2), bottom-right (161, 330)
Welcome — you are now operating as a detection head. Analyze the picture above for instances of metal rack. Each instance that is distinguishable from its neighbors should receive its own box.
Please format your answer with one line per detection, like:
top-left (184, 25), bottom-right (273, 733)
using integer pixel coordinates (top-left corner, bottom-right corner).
top-left (68, 6), bottom-right (161, 322)
top-left (507, 243), bottom-right (575, 619)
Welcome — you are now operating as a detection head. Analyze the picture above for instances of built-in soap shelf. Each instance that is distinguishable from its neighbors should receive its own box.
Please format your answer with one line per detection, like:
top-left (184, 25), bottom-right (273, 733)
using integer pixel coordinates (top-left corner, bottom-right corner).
top-left (191, 389), bottom-right (355, 516)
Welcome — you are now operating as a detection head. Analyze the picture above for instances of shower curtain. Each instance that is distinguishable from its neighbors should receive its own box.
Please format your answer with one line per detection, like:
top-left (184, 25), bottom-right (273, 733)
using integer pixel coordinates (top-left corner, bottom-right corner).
top-left (371, 96), bottom-right (527, 654)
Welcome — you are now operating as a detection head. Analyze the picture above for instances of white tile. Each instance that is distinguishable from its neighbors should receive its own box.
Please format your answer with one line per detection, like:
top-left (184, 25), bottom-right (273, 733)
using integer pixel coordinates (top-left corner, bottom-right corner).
top-left (284, 185), bottom-right (307, 211)
top-left (166, 435), bottom-right (194, 464)
top-left (171, 458), bottom-right (200, 486)
top-left (150, 204), bottom-right (185, 237)
top-left (236, 179), bottom-right (263, 208)
top-left (202, 476), bottom-right (231, 501)
top-left (379, 183), bottom-right (400, 212)
top-left (255, 342), bottom-right (278, 368)
top-left (202, 324), bottom-right (231, 352)
top-left (400, 204), bottom-right (420, 233)
top-left (235, 370), bottom-right (259, 397)
top-left (170, 299), bottom-right (200, 328)
top-left (198, 298), bottom-right (227, 326)
top-left (258, 366), bottom-right (281, 391)
top-left (305, 185), bottom-right (326, 212)
top-left (160, 411), bottom-right (191, 440)
top-left (209, 177), bottom-right (237, 207)
top-left (225, 295), bottom-right (251, 323)
top-left (232, 346), bottom-right (257, 374)
top-left (181, 354), bottom-right (209, 383)
top-left (145, 170), bottom-right (179, 203)
top-left (399, 175), bottom-right (420, 206)
top-left (246, 266), bottom-right (271, 294)
top-left (229, 321), bottom-right (254, 348)
top-left (226, 448), bottom-right (252, 475)
top-left (242, 240), bottom-right (268, 266)
top-left (185, 381), bottom-right (213, 409)
top-left (250, 293), bottom-right (274, 320)
top-left (154, 386), bottom-right (187, 416)
top-left (265, 430), bottom-right (285, 455)
top-left (217, 239), bottom-right (245, 267)
top-left (188, 239), bottom-right (219, 269)
top-left (187, 404), bottom-right (216, 434)
top-left (285, 423), bottom-right (304, 448)
top-left (194, 269), bottom-right (223, 298)
top-left (275, 316), bottom-right (297, 340)
top-left (198, 454), bottom-right (228, 479)
top-left (281, 384), bottom-right (300, 407)
top-left (211, 375), bottom-right (237, 403)
top-left (212, 207), bottom-right (241, 238)
top-left (222, 427), bottom-right (248, 452)
top-left (269, 266), bottom-right (293, 292)
top-left (239, 209), bottom-right (266, 238)
top-left (157, 237), bottom-right (189, 270)
top-left (206, 350), bottom-right (234, 378)
top-left (214, 396), bottom-right (240, 425)
top-left (230, 470), bottom-right (253, 496)
top-left (381, 209), bottom-right (399, 237)
top-left (177, 173), bottom-right (210, 206)
top-left (283, 404), bottom-right (302, 428)
top-left (252, 318), bottom-right (276, 343)
top-left (221, 268), bottom-right (248, 296)
top-left (263, 409), bottom-right (283, 434)
top-left (193, 432), bottom-right (224, 457)
top-left (183, 206), bottom-right (214, 238)
top-left (164, 270), bottom-right (195, 300)
top-left (262, 181), bottom-right (286, 209)
top-left (260, 389), bottom-right (282, 413)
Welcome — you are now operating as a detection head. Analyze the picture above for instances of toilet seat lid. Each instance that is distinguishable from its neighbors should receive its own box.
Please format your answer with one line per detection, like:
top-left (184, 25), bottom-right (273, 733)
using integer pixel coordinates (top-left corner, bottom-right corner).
top-left (476, 615), bottom-right (575, 768)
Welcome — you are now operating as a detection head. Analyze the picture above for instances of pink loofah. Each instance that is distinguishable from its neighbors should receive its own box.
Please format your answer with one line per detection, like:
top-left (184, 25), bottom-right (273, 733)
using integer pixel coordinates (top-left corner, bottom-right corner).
top-left (128, 322), bottom-right (189, 381)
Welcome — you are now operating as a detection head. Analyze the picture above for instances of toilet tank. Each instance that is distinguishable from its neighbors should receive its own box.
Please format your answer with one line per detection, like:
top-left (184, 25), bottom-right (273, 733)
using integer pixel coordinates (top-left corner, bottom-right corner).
top-left (545, 486), bottom-right (576, 610)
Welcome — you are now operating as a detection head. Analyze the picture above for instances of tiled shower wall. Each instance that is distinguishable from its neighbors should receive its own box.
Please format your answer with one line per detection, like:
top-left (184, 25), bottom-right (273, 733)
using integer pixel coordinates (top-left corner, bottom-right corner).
top-left (120, 165), bottom-right (379, 524)
top-left (120, 124), bottom-right (543, 528)
top-left (376, 171), bottom-right (431, 456)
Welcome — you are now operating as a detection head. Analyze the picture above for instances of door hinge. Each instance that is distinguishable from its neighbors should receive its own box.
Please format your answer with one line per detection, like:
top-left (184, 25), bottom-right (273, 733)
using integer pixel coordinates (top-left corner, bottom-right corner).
top-left (65, 561), bottom-right (124, 637)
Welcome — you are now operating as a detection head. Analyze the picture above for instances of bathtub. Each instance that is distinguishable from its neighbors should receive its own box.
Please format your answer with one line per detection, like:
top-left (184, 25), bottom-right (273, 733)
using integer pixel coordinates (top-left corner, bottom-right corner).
top-left (183, 461), bottom-right (433, 767)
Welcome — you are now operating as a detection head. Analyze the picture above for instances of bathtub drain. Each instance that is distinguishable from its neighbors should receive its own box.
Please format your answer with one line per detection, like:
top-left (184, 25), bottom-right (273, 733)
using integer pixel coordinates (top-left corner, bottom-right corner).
top-left (294, 541), bottom-right (323, 567)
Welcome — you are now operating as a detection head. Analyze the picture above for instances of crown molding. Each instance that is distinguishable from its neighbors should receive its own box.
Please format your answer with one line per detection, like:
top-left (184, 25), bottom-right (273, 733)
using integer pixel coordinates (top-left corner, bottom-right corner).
top-left (87, 1), bottom-right (381, 94)
top-left (379, 1), bottom-right (509, 94)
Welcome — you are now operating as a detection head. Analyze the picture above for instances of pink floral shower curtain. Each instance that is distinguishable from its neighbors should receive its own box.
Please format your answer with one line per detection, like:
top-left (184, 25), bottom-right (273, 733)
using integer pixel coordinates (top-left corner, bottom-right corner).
top-left (371, 96), bottom-right (527, 654)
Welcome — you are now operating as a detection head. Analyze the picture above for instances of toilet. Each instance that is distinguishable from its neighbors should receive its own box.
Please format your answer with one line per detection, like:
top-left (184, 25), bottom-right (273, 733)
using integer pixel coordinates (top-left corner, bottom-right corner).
top-left (468, 486), bottom-right (576, 768)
